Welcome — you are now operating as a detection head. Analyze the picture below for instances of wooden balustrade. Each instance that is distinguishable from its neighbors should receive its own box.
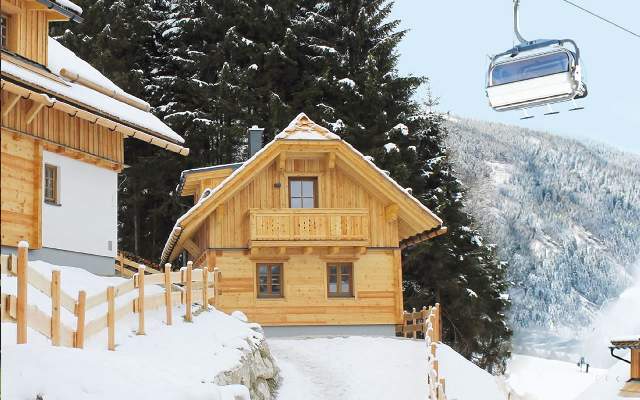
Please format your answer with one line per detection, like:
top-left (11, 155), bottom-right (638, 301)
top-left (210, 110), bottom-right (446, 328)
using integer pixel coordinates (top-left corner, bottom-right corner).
top-left (249, 208), bottom-right (370, 246)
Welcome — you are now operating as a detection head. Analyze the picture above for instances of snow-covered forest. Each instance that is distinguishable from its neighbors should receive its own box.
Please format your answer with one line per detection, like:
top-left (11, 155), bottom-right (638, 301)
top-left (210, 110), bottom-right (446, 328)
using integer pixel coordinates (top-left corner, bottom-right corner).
top-left (446, 117), bottom-right (640, 343)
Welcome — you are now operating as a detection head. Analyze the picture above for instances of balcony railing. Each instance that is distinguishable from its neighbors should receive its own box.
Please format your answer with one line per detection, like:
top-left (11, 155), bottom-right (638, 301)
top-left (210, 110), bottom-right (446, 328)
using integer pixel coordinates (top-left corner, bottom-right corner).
top-left (249, 208), bottom-right (370, 246)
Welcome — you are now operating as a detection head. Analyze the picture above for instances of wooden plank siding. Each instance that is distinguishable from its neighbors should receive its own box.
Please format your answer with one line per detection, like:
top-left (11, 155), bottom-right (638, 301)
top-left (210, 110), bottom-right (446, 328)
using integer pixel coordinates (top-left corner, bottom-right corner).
top-left (1, 0), bottom-right (56, 65)
top-left (1, 90), bottom-right (125, 166)
top-left (197, 157), bottom-right (399, 249)
top-left (212, 251), bottom-right (402, 326)
top-left (0, 130), bottom-right (42, 247)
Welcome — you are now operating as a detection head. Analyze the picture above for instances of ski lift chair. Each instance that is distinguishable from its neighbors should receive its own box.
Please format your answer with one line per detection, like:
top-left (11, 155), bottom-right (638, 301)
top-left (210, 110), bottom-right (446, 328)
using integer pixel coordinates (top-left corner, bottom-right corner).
top-left (486, 0), bottom-right (588, 113)
top-left (487, 40), bottom-right (587, 112)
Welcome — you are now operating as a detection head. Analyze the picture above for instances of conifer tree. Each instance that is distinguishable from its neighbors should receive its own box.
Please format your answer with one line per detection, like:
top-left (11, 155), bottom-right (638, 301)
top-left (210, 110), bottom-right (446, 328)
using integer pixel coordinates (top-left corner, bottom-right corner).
top-left (52, 0), bottom-right (512, 372)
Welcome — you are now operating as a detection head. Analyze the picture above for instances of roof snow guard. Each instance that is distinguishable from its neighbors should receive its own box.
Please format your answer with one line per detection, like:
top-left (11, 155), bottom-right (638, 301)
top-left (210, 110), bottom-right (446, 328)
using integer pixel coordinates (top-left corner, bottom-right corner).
top-left (0, 39), bottom-right (188, 155)
top-left (160, 113), bottom-right (445, 264)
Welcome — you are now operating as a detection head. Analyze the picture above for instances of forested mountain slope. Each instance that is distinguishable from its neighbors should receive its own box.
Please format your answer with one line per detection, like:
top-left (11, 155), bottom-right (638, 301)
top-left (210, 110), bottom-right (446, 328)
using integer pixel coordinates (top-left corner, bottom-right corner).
top-left (445, 118), bottom-right (640, 338)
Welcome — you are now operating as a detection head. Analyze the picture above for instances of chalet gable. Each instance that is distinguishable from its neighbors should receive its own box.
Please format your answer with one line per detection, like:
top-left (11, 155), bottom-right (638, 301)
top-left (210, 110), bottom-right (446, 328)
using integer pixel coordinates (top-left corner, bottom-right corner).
top-left (161, 113), bottom-right (445, 263)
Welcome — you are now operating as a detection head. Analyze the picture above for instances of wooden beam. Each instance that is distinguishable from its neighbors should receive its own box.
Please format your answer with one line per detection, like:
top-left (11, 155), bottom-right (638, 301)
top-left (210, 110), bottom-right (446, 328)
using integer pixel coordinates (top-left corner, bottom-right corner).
top-left (385, 204), bottom-right (399, 222)
top-left (183, 238), bottom-right (201, 258)
top-left (326, 152), bottom-right (336, 170)
top-left (25, 101), bottom-right (45, 124)
top-left (2, 93), bottom-right (22, 117)
top-left (278, 152), bottom-right (287, 171)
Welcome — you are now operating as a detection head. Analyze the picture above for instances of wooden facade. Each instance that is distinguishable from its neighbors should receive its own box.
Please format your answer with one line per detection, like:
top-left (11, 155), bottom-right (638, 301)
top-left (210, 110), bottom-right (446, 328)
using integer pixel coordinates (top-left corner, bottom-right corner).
top-left (1, 0), bottom-right (186, 253)
top-left (164, 114), bottom-right (445, 328)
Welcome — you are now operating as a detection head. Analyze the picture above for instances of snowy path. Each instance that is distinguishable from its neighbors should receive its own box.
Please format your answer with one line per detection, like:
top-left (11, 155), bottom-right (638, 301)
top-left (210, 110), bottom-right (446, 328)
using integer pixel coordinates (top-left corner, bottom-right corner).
top-left (269, 336), bottom-right (428, 400)
top-left (268, 336), bottom-right (507, 400)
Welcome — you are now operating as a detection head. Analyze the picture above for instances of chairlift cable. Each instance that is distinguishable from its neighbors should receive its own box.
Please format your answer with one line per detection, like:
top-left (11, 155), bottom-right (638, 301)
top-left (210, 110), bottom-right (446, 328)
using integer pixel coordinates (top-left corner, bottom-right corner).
top-left (559, 0), bottom-right (640, 39)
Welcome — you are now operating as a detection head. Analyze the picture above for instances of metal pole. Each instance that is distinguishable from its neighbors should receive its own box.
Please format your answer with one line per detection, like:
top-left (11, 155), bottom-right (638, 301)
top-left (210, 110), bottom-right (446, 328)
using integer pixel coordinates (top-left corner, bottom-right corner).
top-left (514, 0), bottom-right (528, 44)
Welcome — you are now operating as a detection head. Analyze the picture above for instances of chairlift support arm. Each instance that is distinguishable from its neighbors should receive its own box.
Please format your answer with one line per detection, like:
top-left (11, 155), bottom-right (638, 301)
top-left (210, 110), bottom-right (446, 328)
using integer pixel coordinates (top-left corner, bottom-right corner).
top-left (514, 0), bottom-right (528, 44)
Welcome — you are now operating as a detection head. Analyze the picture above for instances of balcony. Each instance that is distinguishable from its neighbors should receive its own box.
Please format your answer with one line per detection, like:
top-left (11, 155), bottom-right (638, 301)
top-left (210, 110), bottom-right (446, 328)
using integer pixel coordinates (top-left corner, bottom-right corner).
top-left (249, 208), bottom-right (370, 247)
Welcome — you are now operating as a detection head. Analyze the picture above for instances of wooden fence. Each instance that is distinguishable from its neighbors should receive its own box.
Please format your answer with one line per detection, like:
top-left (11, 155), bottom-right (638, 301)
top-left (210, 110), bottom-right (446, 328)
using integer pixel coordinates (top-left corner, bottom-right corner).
top-left (1, 242), bottom-right (221, 351)
top-left (115, 251), bottom-right (162, 277)
top-left (397, 304), bottom-right (447, 400)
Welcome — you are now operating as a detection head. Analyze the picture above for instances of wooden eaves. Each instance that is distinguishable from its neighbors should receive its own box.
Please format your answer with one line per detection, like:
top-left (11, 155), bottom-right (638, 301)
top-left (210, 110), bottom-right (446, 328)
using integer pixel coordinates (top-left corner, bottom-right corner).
top-left (0, 78), bottom-right (189, 156)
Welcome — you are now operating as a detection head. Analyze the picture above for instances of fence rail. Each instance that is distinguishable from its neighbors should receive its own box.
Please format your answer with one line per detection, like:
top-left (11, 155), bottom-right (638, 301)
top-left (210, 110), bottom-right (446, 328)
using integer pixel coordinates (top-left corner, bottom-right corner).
top-left (1, 242), bottom-right (221, 351)
top-left (115, 252), bottom-right (162, 277)
top-left (396, 304), bottom-right (447, 400)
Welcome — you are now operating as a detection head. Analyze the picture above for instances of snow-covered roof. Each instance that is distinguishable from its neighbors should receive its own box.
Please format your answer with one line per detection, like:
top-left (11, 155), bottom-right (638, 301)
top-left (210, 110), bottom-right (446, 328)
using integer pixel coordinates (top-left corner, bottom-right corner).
top-left (1, 38), bottom-right (184, 146)
top-left (160, 113), bottom-right (444, 263)
top-left (53, 0), bottom-right (83, 15)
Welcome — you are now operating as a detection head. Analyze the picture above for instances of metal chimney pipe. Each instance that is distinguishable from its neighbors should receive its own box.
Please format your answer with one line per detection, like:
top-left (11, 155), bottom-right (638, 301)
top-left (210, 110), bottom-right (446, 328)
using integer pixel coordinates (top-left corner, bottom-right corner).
top-left (248, 125), bottom-right (264, 159)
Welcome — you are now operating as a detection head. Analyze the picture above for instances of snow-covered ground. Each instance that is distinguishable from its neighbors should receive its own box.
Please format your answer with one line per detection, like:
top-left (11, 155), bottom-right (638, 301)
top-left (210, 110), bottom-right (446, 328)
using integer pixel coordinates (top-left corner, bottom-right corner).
top-left (270, 336), bottom-right (506, 400)
top-left (507, 354), bottom-right (606, 400)
top-left (1, 262), bottom-right (263, 400)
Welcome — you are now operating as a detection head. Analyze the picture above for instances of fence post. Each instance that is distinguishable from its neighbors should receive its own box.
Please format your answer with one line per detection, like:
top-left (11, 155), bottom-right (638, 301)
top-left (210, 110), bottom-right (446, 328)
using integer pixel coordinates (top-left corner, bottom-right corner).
top-left (202, 265), bottom-right (208, 310)
top-left (213, 267), bottom-right (221, 308)
top-left (412, 307), bottom-right (417, 339)
top-left (17, 241), bottom-right (28, 344)
top-left (107, 286), bottom-right (115, 351)
top-left (137, 265), bottom-right (145, 335)
top-left (164, 263), bottom-right (172, 326)
top-left (51, 268), bottom-right (61, 346)
top-left (185, 261), bottom-right (193, 322)
top-left (435, 303), bottom-right (441, 342)
top-left (75, 290), bottom-right (86, 348)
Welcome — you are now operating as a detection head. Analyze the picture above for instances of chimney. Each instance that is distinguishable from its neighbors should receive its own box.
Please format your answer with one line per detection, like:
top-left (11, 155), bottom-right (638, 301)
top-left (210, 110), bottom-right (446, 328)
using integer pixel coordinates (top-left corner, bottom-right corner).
top-left (248, 125), bottom-right (264, 158)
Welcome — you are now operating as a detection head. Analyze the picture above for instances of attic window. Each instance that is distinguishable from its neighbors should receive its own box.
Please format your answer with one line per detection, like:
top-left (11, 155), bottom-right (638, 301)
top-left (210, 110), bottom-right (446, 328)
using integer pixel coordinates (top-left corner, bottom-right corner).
top-left (1, 14), bottom-right (8, 49)
top-left (289, 177), bottom-right (317, 208)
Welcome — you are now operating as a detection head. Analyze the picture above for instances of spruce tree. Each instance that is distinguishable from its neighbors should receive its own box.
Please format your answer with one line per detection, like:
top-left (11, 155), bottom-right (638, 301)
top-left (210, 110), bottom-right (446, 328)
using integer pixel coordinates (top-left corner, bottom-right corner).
top-left (293, 1), bottom-right (512, 373)
top-left (52, 0), bottom-right (512, 372)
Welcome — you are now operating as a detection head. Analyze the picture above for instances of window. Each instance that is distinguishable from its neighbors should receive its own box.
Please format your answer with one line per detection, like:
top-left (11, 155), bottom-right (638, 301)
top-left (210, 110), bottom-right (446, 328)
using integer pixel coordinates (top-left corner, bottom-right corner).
top-left (257, 263), bottom-right (283, 298)
top-left (289, 177), bottom-right (317, 208)
top-left (44, 164), bottom-right (59, 204)
top-left (1, 14), bottom-right (7, 49)
top-left (327, 263), bottom-right (353, 297)
top-left (491, 52), bottom-right (570, 86)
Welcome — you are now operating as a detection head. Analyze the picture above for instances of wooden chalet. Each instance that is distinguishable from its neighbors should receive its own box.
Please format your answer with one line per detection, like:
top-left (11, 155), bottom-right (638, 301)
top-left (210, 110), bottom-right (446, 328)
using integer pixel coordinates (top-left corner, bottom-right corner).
top-left (162, 114), bottom-right (446, 334)
top-left (610, 337), bottom-right (640, 397)
top-left (1, 0), bottom-right (187, 274)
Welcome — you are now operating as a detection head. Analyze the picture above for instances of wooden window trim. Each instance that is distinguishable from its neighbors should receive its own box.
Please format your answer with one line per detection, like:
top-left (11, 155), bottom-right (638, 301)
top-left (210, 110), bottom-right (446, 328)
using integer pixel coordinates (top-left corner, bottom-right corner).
top-left (327, 263), bottom-right (354, 298)
top-left (256, 263), bottom-right (284, 299)
top-left (288, 177), bottom-right (318, 208)
top-left (1, 13), bottom-right (8, 50)
top-left (44, 164), bottom-right (60, 205)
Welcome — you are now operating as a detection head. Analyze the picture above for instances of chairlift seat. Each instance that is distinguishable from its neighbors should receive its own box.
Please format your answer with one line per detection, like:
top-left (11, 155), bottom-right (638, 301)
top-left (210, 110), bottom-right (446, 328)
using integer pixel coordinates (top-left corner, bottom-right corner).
top-left (486, 42), bottom-right (587, 111)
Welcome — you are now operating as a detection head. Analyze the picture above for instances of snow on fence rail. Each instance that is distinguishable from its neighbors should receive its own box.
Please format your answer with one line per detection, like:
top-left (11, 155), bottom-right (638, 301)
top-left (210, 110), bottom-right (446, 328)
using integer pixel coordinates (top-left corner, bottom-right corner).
top-left (0, 242), bottom-right (221, 351)
top-left (397, 304), bottom-right (447, 400)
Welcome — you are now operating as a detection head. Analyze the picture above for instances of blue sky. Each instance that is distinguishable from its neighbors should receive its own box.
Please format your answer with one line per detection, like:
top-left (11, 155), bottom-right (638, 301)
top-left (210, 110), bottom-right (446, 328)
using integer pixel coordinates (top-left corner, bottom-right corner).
top-left (392, 0), bottom-right (640, 154)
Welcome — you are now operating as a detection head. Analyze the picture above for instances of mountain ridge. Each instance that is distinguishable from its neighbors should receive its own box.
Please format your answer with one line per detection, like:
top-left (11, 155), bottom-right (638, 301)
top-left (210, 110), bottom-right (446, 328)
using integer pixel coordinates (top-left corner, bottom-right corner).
top-left (444, 117), bottom-right (640, 341)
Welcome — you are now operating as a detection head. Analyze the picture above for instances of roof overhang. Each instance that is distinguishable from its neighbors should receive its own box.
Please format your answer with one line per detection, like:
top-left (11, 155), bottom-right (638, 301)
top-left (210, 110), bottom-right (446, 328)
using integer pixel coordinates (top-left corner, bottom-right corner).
top-left (35, 0), bottom-right (84, 23)
top-left (177, 162), bottom-right (244, 197)
top-left (1, 66), bottom-right (189, 155)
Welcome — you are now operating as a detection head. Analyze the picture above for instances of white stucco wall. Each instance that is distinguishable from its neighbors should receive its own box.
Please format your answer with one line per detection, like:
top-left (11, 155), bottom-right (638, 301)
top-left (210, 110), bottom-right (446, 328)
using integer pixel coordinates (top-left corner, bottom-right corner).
top-left (42, 151), bottom-right (117, 258)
